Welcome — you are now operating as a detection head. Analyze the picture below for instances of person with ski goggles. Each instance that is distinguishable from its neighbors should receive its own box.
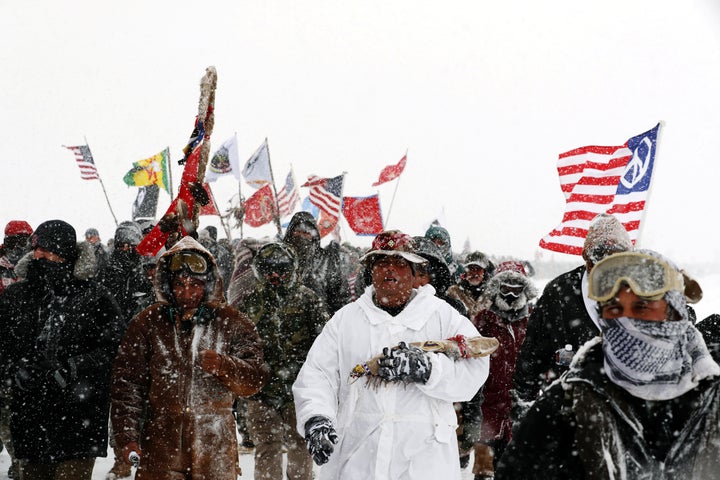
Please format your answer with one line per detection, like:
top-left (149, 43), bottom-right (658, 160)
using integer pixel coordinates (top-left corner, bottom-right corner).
top-left (498, 250), bottom-right (720, 479)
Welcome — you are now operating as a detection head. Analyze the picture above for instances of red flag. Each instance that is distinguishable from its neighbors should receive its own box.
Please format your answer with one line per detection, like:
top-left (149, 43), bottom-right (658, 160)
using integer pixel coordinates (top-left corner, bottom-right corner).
top-left (199, 183), bottom-right (221, 216)
top-left (342, 195), bottom-right (384, 235)
top-left (372, 155), bottom-right (406, 186)
top-left (317, 210), bottom-right (339, 238)
top-left (539, 124), bottom-right (660, 255)
top-left (244, 183), bottom-right (277, 227)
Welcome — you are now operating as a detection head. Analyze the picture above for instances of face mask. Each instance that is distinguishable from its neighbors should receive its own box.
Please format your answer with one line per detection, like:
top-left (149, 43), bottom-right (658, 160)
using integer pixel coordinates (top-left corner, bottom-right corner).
top-left (32, 258), bottom-right (74, 290)
top-left (5, 246), bottom-right (26, 264)
top-left (599, 316), bottom-right (720, 400)
top-left (114, 248), bottom-right (140, 268)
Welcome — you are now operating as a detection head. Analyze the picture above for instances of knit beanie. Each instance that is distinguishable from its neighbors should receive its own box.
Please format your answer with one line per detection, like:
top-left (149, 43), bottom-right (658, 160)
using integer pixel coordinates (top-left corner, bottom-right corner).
top-left (32, 220), bottom-right (78, 261)
top-left (5, 220), bottom-right (33, 236)
top-left (114, 221), bottom-right (144, 246)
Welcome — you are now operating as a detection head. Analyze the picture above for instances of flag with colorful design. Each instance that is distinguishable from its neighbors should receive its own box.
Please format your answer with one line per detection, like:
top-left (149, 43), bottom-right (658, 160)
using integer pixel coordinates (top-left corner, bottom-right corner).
top-left (540, 123), bottom-right (660, 255)
top-left (244, 183), bottom-right (277, 227)
top-left (206, 134), bottom-right (241, 182)
top-left (123, 147), bottom-right (171, 193)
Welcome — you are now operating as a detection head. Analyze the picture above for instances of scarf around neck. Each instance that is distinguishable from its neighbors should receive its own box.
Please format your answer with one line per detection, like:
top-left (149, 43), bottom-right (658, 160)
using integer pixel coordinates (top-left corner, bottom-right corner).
top-left (599, 316), bottom-right (720, 400)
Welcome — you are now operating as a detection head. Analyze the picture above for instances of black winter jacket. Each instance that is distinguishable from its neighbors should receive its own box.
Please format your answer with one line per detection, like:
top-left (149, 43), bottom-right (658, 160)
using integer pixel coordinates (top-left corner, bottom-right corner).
top-left (513, 266), bottom-right (597, 402)
top-left (498, 339), bottom-right (720, 479)
top-left (0, 262), bottom-right (123, 462)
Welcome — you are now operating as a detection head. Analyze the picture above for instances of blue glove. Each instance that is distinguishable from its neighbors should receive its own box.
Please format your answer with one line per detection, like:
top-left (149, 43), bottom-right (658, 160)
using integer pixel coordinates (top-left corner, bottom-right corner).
top-left (304, 415), bottom-right (338, 466)
top-left (377, 341), bottom-right (432, 383)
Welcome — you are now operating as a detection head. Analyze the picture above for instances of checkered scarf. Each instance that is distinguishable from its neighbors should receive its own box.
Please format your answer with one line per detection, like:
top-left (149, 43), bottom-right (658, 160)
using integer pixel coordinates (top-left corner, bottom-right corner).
top-left (599, 316), bottom-right (720, 400)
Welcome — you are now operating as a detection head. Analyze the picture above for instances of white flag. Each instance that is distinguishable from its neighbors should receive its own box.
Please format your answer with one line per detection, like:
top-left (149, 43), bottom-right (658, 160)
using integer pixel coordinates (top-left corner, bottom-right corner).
top-left (205, 134), bottom-right (241, 182)
top-left (242, 139), bottom-right (272, 189)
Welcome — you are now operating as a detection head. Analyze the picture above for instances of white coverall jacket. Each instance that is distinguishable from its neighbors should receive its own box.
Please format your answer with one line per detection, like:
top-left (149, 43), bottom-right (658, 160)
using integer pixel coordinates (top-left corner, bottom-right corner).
top-left (293, 284), bottom-right (489, 480)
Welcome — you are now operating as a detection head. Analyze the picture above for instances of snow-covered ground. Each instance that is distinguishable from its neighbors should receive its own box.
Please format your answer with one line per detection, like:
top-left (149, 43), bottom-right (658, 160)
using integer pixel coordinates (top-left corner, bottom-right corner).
top-left (1, 270), bottom-right (719, 479)
top-left (0, 443), bottom-right (480, 479)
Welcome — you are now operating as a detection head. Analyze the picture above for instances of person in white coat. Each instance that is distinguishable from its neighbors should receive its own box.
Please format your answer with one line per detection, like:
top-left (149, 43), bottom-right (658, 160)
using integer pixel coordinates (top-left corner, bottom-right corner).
top-left (293, 230), bottom-right (489, 480)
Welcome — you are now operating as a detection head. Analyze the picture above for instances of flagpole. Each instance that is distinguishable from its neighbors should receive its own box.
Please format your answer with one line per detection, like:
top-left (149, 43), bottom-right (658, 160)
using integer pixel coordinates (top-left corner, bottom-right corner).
top-left (265, 137), bottom-right (283, 237)
top-left (383, 149), bottom-right (407, 228)
top-left (166, 146), bottom-right (175, 199)
top-left (84, 136), bottom-right (119, 227)
top-left (633, 121), bottom-right (663, 248)
top-left (336, 171), bottom-right (349, 242)
top-left (207, 183), bottom-right (232, 241)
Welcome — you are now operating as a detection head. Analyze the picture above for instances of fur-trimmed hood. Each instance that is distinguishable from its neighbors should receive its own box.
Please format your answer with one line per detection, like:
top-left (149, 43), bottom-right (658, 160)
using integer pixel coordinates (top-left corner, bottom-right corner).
top-left (155, 236), bottom-right (225, 307)
top-left (480, 263), bottom-right (538, 319)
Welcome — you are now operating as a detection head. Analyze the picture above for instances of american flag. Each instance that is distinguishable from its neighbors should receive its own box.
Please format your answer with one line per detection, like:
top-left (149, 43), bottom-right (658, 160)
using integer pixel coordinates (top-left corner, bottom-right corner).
top-left (277, 170), bottom-right (299, 218)
top-left (301, 174), bottom-right (345, 222)
top-left (540, 124), bottom-right (660, 255)
top-left (64, 145), bottom-right (99, 180)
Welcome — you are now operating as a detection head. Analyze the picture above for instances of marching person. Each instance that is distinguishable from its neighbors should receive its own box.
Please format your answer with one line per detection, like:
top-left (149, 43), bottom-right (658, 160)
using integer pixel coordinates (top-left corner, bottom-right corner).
top-left (283, 212), bottom-right (350, 315)
top-left (293, 230), bottom-right (489, 479)
top-left (512, 213), bottom-right (633, 418)
top-left (0, 220), bottom-right (124, 480)
top-left (497, 250), bottom-right (718, 479)
top-left (236, 242), bottom-right (329, 479)
top-left (471, 261), bottom-right (537, 480)
top-left (110, 236), bottom-right (268, 479)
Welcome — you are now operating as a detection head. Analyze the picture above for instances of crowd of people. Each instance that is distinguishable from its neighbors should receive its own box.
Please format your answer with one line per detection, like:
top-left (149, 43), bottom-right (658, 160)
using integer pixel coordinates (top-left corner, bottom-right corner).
top-left (0, 212), bottom-right (718, 479)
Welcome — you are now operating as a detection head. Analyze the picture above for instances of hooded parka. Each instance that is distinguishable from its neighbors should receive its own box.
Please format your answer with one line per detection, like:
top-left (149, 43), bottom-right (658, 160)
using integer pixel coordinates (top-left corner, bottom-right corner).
top-left (110, 236), bottom-right (269, 479)
top-left (293, 284), bottom-right (488, 480)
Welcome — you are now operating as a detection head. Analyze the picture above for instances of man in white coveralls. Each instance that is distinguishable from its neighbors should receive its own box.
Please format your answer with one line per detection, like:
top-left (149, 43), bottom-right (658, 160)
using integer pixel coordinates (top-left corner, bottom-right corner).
top-left (293, 230), bottom-right (489, 479)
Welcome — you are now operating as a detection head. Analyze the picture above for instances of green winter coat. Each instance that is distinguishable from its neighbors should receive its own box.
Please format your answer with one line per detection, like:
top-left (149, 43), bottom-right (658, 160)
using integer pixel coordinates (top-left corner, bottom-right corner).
top-left (237, 282), bottom-right (329, 409)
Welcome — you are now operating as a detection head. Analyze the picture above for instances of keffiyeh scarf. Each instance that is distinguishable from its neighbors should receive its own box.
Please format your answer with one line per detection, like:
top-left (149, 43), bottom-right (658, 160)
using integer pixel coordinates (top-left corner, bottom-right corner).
top-left (599, 316), bottom-right (720, 400)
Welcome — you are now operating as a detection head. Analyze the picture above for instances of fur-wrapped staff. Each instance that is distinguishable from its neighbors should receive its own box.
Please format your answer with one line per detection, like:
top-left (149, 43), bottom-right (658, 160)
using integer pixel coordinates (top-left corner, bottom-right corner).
top-left (137, 66), bottom-right (218, 256)
top-left (350, 334), bottom-right (499, 384)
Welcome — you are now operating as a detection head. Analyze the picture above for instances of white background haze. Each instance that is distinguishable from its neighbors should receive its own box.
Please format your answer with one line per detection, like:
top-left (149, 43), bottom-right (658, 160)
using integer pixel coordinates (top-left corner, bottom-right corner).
top-left (1, 1), bottom-right (719, 268)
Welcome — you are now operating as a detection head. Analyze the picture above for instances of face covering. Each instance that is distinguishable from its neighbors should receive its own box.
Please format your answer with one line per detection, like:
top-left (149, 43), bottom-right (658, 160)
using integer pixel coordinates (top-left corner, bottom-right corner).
top-left (599, 316), bottom-right (720, 400)
top-left (31, 258), bottom-right (74, 293)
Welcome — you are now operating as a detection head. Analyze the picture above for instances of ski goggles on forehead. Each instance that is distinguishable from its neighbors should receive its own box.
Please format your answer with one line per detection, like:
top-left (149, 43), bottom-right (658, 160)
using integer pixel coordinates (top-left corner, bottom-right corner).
top-left (168, 252), bottom-right (208, 275)
top-left (588, 252), bottom-right (684, 303)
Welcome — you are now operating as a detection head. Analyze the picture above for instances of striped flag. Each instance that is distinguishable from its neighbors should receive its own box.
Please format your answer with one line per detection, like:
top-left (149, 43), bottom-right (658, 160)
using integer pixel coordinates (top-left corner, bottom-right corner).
top-left (277, 170), bottom-right (299, 218)
top-left (301, 174), bottom-right (345, 222)
top-left (64, 145), bottom-right (99, 180)
top-left (540, 124), bottom-right (660, 255)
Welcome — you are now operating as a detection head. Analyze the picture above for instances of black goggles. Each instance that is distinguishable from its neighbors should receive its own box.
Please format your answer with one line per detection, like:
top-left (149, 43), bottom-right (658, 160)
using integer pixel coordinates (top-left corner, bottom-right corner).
top-left (588, 252), bottom-right (684, 303)
top-left (168, 252), bottom-right (208, 275)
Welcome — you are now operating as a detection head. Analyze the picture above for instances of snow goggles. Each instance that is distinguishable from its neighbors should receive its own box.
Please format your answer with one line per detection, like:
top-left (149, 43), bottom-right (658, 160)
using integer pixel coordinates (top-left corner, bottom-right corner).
top-left (168, 252), bottom-right (208, 275)
top-left (588, 252), bottom-right (684, 303)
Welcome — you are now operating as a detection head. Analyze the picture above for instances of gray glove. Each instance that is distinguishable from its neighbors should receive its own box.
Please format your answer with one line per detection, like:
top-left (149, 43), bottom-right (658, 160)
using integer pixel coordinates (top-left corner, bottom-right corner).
top-left (304, 416), bottom-right (338, 466)
top-left (377, 341), bottom-right (432, 383)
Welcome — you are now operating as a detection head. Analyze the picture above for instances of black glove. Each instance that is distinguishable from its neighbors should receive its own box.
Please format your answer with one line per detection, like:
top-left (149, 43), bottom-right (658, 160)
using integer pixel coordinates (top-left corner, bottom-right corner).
top-left (14, 364), bottom-right (45, 392)
top-left (377, 342), bottom-right (432, 383)
top-left (304, 415), bottom-right (338, 466)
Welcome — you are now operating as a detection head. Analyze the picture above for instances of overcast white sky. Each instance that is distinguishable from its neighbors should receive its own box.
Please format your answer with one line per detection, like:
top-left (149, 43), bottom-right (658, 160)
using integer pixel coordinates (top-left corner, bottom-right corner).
top-left (2, 0), bottom-right (720, 266)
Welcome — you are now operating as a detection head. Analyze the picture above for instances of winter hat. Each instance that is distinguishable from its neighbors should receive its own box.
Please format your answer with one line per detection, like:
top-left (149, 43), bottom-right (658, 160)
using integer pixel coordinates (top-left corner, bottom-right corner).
top-left (360, 230), bottom-right (426, 265)
top-left (463, 251), bottom-right (492, 270)
top-left (582, 214), bottom-right (633, 265)
top-left (495, 261), bottom-right (527, 277)
top-left (203, 226), bottom-right (218, 242)
top-left (5, 220), bottom-right (33, 236)
top-left (114, 221), bottom-right (143, 246)
top-left (84, 227), bottom-right (99, 238)
top-left (32, 220), bottom-right (78, 261)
